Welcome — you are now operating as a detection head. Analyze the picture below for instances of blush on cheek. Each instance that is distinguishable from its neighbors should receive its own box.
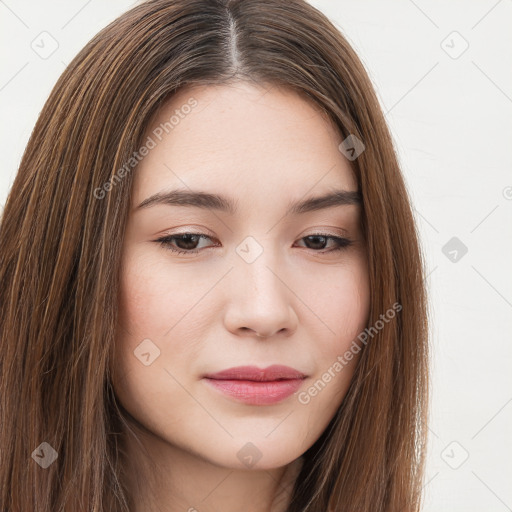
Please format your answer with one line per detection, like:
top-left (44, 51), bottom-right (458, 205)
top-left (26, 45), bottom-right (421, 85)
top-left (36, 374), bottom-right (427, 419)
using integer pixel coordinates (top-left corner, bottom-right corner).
top-left (323, 275), bottom-right (370, 345)
top-left (118, 255), bottom-right (174, 332)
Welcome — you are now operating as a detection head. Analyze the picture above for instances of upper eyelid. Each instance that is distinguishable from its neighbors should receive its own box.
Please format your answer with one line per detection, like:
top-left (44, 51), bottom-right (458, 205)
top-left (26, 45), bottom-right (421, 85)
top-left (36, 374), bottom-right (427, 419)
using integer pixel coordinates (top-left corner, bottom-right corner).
top-left (160, 227), bottom-right (350, 238)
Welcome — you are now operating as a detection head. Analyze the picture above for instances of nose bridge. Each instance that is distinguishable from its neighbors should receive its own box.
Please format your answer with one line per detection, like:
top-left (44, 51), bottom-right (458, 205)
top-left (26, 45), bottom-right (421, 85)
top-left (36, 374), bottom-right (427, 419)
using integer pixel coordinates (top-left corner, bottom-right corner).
top-left (235, 234), bottom-right (284, 300)
top-left (224, 234), bottom-right (297, 337)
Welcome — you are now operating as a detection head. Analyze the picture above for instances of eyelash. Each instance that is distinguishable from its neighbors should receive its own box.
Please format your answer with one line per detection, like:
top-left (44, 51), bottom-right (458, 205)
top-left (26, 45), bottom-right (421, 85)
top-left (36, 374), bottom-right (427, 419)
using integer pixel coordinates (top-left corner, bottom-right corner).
top-left (154, 232), bottom-right (353, 255)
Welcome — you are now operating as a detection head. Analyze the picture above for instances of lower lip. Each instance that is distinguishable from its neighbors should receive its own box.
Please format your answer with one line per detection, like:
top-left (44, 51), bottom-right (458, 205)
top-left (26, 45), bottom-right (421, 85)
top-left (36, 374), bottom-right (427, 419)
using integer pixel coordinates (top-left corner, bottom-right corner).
top-left (203, 378), bottom-right (304, 405)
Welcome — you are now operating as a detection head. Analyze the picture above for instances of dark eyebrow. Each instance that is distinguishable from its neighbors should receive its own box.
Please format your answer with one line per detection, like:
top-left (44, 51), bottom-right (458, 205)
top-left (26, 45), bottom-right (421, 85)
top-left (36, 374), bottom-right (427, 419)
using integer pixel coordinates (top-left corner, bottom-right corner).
top-left (135, 188), bottom-right (362, 215)
top-left (287, 189), bottom-right (362, 214)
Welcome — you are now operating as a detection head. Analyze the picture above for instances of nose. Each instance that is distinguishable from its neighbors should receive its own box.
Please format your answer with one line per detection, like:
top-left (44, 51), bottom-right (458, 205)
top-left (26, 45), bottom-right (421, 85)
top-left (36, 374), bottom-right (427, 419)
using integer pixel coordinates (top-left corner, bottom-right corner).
top-left (223, 246), bottom-right (298, 339)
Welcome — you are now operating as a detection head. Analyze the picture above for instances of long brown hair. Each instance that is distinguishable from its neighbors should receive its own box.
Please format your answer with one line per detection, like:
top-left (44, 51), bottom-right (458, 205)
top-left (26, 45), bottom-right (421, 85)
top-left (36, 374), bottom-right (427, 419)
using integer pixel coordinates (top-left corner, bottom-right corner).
top-left (0, 0), bottom-right (429, 510)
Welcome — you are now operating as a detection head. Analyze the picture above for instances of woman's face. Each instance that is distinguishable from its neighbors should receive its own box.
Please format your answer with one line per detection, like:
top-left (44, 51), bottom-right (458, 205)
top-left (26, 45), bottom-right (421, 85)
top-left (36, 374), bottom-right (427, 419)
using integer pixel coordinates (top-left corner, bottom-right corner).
top-left (113, 82), bottom-right (370, 470)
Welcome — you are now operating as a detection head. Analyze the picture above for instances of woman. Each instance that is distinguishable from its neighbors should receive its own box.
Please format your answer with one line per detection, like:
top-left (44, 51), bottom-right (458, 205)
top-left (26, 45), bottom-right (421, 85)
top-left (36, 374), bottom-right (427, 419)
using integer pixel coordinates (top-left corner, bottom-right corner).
top-left (0, 0), bottom-right (429, 511)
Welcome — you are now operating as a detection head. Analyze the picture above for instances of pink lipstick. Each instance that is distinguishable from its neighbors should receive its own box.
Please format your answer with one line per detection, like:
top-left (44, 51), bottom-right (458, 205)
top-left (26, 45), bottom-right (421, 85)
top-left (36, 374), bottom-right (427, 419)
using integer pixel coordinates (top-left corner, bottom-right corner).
top-left (203, 365), bottom-right (306, 405)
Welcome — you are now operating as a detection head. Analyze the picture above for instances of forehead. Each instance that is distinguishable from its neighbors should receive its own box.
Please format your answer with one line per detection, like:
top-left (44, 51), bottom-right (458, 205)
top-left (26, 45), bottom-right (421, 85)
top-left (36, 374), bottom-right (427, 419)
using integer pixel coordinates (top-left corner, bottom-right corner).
top-left (133, 82), bottom-right (357, 206)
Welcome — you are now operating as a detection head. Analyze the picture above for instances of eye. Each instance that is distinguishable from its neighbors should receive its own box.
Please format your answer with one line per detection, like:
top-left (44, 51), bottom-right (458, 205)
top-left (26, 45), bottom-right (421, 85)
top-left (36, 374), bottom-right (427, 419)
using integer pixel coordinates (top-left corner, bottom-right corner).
top-left (294, 234), bottom-right (353, 252)
top-left (155, 233), bottom-right (217, 255)
top-left (154, 232), bottom-right (353, 255)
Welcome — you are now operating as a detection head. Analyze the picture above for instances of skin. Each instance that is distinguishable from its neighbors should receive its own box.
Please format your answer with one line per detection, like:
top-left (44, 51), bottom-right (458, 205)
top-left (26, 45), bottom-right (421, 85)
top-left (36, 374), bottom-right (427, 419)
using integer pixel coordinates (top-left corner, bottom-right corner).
top-left (112, 81), bottom-right (370, 512)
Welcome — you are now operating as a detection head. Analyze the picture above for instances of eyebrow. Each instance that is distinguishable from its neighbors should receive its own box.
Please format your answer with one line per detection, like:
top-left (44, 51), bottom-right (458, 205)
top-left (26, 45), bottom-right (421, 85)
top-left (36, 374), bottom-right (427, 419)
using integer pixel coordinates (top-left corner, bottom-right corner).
top-left (135, 188), bottom-right (362, 215)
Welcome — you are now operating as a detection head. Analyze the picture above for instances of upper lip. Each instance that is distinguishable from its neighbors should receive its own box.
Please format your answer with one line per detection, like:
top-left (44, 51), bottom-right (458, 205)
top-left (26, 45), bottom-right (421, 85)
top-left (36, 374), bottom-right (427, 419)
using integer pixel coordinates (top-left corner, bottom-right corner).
top-left (203, 365), bottom-right (306, 381)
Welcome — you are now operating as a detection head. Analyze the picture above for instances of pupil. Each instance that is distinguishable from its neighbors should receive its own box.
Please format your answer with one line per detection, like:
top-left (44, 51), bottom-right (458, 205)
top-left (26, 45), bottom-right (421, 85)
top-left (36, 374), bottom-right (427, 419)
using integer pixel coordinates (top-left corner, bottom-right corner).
top-left (178, 234), bottom-right (199, 249)
top-left (307, 235), bottom-right (326, 249)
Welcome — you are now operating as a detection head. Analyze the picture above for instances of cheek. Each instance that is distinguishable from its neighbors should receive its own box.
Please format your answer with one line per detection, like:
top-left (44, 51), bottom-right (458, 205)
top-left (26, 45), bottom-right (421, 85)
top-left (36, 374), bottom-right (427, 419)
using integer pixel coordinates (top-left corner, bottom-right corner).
top-left (113, 243), bottom-right (223, 367)
top-left (290, 262), bottom-right (370, 441)
top-left (113, 250), bottom-right (197, 389)
top-left (117, 247), bottom-right (206, 338)
top-left (296, 263), bottom-right (370, 410)
top-left (333, 271), bottom-right (370, 342)
top-left (112, 254), bottom-right (206, 433)
top-left (302, 256), bottom-right (370, 349)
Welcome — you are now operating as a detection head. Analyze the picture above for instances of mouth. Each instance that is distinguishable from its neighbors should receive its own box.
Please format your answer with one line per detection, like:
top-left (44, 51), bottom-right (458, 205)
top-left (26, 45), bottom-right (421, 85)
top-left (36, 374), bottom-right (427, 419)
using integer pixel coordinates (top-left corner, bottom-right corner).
top-left (203, 364), bottom-right (306, 381)
top-left (202, 365), bottom-right (307, 405)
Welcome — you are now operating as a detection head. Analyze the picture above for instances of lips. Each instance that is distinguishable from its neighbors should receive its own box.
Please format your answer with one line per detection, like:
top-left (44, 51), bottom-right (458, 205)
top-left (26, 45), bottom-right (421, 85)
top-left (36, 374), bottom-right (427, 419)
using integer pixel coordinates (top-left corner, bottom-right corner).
top-left (202, 365), bottom-right (307, 405)
top-left (203, 365), bottom-right (306, 381)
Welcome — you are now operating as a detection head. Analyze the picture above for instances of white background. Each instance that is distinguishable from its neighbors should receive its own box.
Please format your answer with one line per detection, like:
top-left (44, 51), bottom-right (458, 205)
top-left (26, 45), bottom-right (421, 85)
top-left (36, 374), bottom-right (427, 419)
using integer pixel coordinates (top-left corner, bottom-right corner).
top-left (1, 1), bottom-right (511, 510)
